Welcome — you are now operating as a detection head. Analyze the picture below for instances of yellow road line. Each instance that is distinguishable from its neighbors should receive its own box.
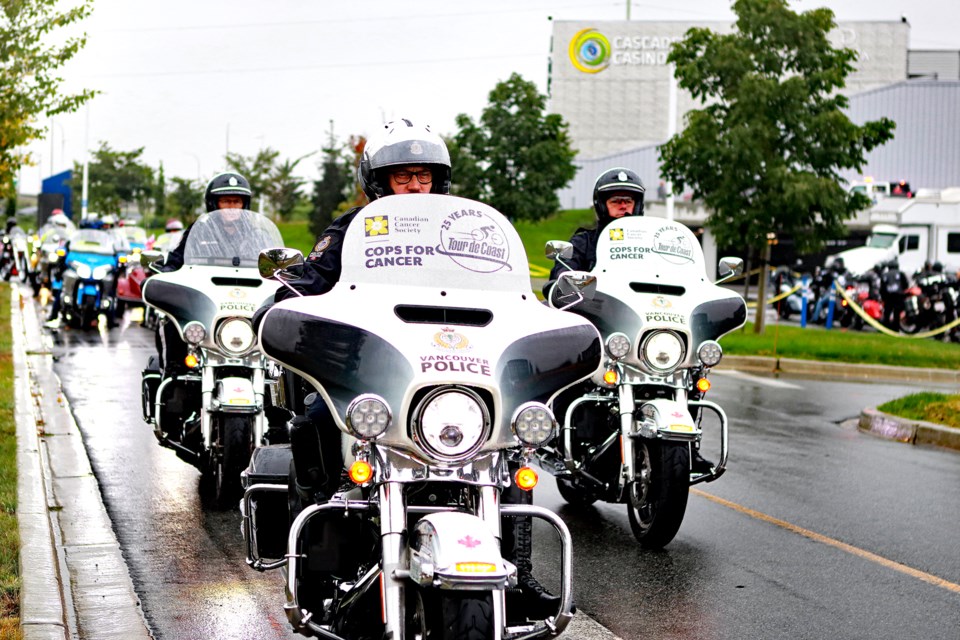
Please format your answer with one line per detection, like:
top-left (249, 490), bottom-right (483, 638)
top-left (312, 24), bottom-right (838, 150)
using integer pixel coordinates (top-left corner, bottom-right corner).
top-left (691, 488), bottom-right (960, 595)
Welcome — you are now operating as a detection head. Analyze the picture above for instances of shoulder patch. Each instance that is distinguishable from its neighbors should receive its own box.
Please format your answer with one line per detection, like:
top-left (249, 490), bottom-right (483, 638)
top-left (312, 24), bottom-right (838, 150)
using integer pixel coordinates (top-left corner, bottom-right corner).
top-left (307, 235), bottom-right (334, 261)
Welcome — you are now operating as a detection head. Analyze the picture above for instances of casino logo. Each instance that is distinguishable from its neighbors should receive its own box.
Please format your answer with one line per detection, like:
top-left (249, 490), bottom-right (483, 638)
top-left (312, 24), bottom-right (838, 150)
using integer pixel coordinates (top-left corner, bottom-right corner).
top-left (569, 28), bottom-right (611, 74)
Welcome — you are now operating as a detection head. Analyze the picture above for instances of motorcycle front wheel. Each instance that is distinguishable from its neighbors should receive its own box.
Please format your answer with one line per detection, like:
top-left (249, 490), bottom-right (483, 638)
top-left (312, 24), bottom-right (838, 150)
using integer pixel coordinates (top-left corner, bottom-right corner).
top-left (410, 588), bottom-right (494, 640)
top-left (556, 476), bottom-right (599, 507)
top-left (627, 440), bottom-right (690, 549)
top-left (203, 415), bottom-right (253, 510)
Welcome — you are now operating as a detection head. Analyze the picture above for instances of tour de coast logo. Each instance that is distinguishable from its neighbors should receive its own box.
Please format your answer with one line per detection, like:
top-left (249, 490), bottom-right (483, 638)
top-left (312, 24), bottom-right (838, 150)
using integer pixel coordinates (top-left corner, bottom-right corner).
top-left (569, 28), bottom-right (611, 74)
top-left (652, 225), bottom-right (695, 265)
top-left (438, 208), bottom-right (512, 274)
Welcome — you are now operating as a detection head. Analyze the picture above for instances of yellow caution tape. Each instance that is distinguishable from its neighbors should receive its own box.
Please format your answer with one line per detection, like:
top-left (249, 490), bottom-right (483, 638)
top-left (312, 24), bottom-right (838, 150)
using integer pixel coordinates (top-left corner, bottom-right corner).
top-left (746, 283), bottom-right (802, 309)
top-left (832, 280), bottom-right (960, 339)
top-left (528, 263), bottom-right (551, 278)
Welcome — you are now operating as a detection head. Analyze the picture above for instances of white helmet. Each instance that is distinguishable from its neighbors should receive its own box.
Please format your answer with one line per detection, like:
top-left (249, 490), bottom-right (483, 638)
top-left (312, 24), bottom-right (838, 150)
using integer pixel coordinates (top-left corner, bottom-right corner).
top-left (358, 119), bottom-right (451, 200)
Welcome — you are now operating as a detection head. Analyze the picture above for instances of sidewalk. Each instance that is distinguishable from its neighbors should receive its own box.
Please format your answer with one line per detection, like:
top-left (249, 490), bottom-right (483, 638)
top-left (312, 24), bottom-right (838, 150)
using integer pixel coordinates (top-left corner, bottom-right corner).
top-left (13, 290), bottom-right (151, 640)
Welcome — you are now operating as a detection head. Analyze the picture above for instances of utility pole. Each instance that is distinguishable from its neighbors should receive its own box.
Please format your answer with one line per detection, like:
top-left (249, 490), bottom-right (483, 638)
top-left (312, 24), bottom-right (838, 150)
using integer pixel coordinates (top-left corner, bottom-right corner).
top-left (82, 105), bottom-right (89, 220)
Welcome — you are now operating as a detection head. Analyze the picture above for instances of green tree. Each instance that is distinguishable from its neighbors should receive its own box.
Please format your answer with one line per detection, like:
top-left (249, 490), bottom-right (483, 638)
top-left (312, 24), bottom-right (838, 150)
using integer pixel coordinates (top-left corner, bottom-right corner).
top-left (71, 142), bottom-right (155, 218)
top-left (225, 147), bottom-right (279, 208)
top-left (0, 0), bottom-right (96, 198)
top-left (450, 73), bottom-right (577, 221)
top-left (310, 125), bottom-right (351, 236)
top-left (165, 177), bottom-right (200, 224)
top-left (268, 153), bottom-right (313, 222)
top-left (658, 0), bottom-right (894, 332)
top-left (153, 162), bottom-right (167, 228)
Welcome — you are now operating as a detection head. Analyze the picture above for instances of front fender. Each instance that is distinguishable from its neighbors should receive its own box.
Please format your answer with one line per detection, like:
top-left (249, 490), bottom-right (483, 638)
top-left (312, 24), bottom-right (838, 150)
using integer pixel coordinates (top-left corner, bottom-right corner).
top-left (409, 512), bottom-right (514, 591)
top-left (637, 398), bottom-right (700, 441)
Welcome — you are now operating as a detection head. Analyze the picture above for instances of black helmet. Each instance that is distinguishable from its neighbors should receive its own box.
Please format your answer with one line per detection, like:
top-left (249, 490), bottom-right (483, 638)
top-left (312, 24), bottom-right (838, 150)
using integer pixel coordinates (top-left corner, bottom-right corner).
top-left (358, 119), bottom-right (451, 200)
top-left (204, 172), bottom-right (252, 212)
top-left (592, 167), bottom-right (646, 229)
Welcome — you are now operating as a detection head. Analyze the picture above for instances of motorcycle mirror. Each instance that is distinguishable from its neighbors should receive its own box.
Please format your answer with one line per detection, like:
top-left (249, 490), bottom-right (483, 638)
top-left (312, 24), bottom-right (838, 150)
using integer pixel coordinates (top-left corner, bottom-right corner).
top-left (553, 270), bottom-right (597, 310)
top-left (545, 240), bottom-right (574, 261)
top-left (716, 257), bottom-right (744, 284)
top-left (140, 250), bottom-right (164, 267)
top-left (259, 248), bottom-right (304, 281)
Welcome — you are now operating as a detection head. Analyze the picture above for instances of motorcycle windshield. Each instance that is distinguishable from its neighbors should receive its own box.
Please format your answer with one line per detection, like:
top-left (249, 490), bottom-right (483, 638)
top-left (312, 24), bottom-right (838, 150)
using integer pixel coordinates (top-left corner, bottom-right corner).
top-left (123, 226), bottom-right (148, 248)
top-left (153, 231), bottom-right (183, 254)
top-left (262, 194), bottom-right (602, 449)
top-left (184, 209), bottom-right (284, 268)
top-left (69, 229), bottom-right (123, 256)
top-left (578, 216), bottom-right (746, 349)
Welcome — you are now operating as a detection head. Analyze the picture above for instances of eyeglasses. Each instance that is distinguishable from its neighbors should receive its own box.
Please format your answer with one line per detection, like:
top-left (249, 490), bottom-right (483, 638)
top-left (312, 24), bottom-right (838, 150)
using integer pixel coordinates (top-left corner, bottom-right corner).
top-left (608, 196), bottom-right (635, 205)
top-left (391, 169), bottom-right (433, 185)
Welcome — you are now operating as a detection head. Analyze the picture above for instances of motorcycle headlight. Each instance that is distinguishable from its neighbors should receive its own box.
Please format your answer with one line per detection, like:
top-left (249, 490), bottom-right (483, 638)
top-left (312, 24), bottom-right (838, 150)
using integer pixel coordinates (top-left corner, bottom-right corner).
top-left (92, 264), bottom-right (112, 280)
top-left (512, 402), bottom-right (557, 447)
top-left (72, 262), bottom-right (92, 279)
top-left (182, 321), bottom-right (206, 345)
top-left (697, 340), bottom-right (723, 367)
top-left (346, 394), bottom-right (391, 439)
top-left (641, 330), bottom-right (686, 374)
top-left (216, 318), bottom-right (255, 355)
top-left (605, 332), bottom-right (632, 360)
top-left (414, 387), bottom-right (489, 460)
top-left (47, 251), bottom-right (59, 262)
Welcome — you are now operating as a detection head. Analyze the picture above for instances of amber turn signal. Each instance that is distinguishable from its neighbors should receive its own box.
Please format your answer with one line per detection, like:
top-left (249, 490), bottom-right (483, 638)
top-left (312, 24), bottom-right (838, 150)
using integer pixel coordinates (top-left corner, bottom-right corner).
top-left (184, 353), bottom-right (199, 369)
top-left (515, 466), bottom-right (538, 491)
top-left (696, 378), bottom-right (711, 393)
top-left (602, 369), bottom-right (619, 385)
top-left (349, 460), bottom-right (373, 485)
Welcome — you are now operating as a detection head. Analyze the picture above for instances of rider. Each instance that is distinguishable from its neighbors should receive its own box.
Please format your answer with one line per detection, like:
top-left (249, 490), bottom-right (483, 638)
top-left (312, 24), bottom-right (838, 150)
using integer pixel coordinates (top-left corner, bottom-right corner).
top-left (545, 167), bottom-right (715, 474)
top-left (153, 172), bottom-right (252, 375)
top-left (263, 119), bottom-right (561, 619)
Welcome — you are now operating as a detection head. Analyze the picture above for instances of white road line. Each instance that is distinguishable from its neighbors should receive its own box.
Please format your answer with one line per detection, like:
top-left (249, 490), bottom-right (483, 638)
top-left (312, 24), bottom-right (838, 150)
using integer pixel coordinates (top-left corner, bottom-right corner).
top-left (712, 369), bottom-right (804, 390)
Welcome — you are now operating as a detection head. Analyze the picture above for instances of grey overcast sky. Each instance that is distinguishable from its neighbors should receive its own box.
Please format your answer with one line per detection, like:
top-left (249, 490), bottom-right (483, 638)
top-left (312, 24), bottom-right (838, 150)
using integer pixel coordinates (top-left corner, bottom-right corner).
top-left (21, 0), bottom-right (960, 195)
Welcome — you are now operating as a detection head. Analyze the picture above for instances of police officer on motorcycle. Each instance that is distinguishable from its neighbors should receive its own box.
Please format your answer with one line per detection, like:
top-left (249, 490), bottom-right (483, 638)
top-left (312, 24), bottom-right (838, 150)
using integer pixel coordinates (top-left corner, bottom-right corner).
top-left (265, 119), bottom-right (562, 619)
top-left (153, 172), bottom-right (252, 375)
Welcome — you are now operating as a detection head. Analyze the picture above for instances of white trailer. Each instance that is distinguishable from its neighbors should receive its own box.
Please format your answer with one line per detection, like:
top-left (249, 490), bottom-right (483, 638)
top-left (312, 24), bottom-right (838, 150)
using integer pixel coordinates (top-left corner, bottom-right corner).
top-left (827, 188), bottom-right (960, 276)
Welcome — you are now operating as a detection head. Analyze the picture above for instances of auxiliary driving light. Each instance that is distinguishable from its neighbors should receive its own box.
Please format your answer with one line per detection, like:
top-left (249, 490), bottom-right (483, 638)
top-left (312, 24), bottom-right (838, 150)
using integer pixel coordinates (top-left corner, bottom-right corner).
top-left (183, 321), bottom-right (206, 345)
top-left (604, 332), bottom-right (631, 360)
top-left (515, 466), bottom-right (539, 491)
top-left (348, 460), bottom-right (373, 485)
top-left (346, 394), bottom-right (391, 439)
top-left (697, 340), bottom-right (723, 367)
top-left (511, 402), bottom-right (557, 446)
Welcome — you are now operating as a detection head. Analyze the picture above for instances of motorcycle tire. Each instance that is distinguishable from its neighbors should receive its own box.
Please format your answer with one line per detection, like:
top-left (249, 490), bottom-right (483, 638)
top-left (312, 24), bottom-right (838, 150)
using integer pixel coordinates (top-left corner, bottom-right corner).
top-left (626, 440), bottom-right (690, 550)
top-left (897, 312), bottom-right (921, 335)
top-left (205, 415), bottom-right (253, 510)
top-left (556, 476), bottom-right (599, 507)
top-left (410, 588), bottom-right (494, 640)
top-left (80, 297), bottom-right (97, 330)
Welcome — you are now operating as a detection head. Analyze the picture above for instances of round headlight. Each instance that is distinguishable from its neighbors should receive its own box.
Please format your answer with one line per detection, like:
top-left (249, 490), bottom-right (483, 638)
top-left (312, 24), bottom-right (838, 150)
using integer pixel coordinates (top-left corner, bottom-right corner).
top-left (92, 264), bottom-right (112, 280)
top-left (216, 318), bottom-right (255, 354)
top-left (641, 330), bottom-right (686, 373)
top-left (697, 340), bottom-right (723, 367)
top-left (346, 394), bottom-right (391, 439)
top-left (414, 387), bottom-right (489, 460)
top-left (512, 402), bottom-right (557, 447)
top-left (605, 332), bottom-right (632, 360)
top-left (182, 321), bottom-right (206, 345)
top-left (74, 262), bottom-right (92, 279)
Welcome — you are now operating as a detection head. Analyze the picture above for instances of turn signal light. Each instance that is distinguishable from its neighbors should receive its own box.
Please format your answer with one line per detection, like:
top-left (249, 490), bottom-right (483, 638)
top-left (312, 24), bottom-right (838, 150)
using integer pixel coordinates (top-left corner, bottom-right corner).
top-left (184, 353), bottom-right (199, 369)
top-left (602, 369), bottom-right (619, 385)
top-left (515, 466), bottom-right (538, 491)
top-left (349, 460), bottom-right (373, 485)
top-left (119, 255), bottom-right (127, 264)
top-left (696, 378), bottom-right (711, 393)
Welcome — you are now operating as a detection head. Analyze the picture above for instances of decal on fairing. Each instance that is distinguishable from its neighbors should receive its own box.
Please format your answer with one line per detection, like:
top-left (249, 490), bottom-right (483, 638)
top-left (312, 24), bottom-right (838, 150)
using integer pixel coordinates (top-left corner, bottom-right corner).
top-left (605, 226), bottom-right (652, 260)
top-left (364, 243), bottom-right (436, 269)
top-left (437, 208), bottom-right (512, 274)
top-left (420, 354), bottom-right (492, 376)
top-left (219, 301), bottom-right (255, 313)
top-left (497, 325), bottom-right (601, 406)
top-left (644, 311), bottom-right (687, 325)
top-left (432, 328), bottom-right (471, 351)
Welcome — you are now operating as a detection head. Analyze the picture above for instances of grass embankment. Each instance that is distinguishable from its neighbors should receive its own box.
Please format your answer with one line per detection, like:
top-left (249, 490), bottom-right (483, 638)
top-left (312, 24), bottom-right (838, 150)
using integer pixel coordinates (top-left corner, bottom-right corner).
top-left (275, 220), bottom-right (317, 258)
top-left (877, 393), bottom-right (960, 429)
top-left (0, 283), bottom-right (22, 638)
top-left (720, 322), bottom-right (960, 370)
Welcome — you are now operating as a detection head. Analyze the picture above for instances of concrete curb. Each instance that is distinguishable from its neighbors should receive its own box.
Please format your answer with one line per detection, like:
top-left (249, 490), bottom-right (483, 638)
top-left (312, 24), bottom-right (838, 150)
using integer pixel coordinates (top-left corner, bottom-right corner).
top-left (858, 407), bottom-right (960, 451)
top-left (12, 289), bottom-right (152, 639)
top-left (719, 355), bottom-right (960, 385)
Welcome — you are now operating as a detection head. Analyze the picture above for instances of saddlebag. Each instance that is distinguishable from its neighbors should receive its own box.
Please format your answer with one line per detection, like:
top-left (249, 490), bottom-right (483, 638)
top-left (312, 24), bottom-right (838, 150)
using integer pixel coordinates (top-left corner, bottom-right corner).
top-left (242, 444), bottom-right (293, 560)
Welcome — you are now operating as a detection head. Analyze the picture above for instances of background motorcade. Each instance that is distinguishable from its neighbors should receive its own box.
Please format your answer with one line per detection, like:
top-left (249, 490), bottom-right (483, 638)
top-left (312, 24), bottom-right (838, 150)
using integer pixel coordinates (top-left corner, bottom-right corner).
top-left (541, 215), bottom-right (746, 549)
top-left (56, 228), bottom-right (126, 329)
top-left (243, 194), bottom-right (599, 639)
top-left (139, 208), bottom-right (285, 508)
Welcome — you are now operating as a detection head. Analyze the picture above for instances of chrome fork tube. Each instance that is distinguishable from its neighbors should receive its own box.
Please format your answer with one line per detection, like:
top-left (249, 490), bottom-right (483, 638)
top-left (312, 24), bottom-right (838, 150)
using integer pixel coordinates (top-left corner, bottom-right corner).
top-left (618, 384), bottom-right (636, 490)
top-left (478, 485), bottom-right (505, 639)
top-left (379, 482), bottom-right (406, 638)
top-left (252, 365), bottom-right (265, 445)
top-left (201, 364), bottom-right (215, 449)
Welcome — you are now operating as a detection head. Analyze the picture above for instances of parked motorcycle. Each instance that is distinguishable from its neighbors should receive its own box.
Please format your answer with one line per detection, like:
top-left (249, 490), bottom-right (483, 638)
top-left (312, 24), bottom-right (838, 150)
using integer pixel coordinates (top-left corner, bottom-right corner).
top-left (58, 228), bottom-right (126, 329)
top-left (2, 226), bottom-right (31, 284)
top-left (140, 209), bottom-right (283, 508)
top-left (243, 194), bottom-right (601, 639)
top-left (540, 215), bottom-right (746, 549)
top-left (900, 273), bottom-right (960, 340)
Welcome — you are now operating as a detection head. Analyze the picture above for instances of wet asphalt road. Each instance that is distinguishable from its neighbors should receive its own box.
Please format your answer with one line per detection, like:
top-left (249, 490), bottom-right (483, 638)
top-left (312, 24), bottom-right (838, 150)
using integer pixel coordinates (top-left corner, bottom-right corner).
top-left (46, 309), bottom-right (960, 640)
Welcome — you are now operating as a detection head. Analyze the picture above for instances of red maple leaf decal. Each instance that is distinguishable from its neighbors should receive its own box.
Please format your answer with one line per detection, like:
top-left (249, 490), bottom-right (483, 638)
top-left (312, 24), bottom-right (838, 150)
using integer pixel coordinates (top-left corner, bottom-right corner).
top-left (458, 535), bottom-right (481, 548)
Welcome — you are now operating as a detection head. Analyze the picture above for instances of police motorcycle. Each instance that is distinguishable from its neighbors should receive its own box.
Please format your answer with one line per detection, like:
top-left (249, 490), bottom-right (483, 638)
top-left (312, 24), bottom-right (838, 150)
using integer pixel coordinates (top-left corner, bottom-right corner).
top-left (243, 194), bottom-right (600, 639)
top-left (57, 228), bottom-right (127, 329)
top-left (541, 215), bottom-right (746, 549)
top-left (139, 209), bottom-right (284, 508)
top-left (1, 225), bottom-right (30, 283)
